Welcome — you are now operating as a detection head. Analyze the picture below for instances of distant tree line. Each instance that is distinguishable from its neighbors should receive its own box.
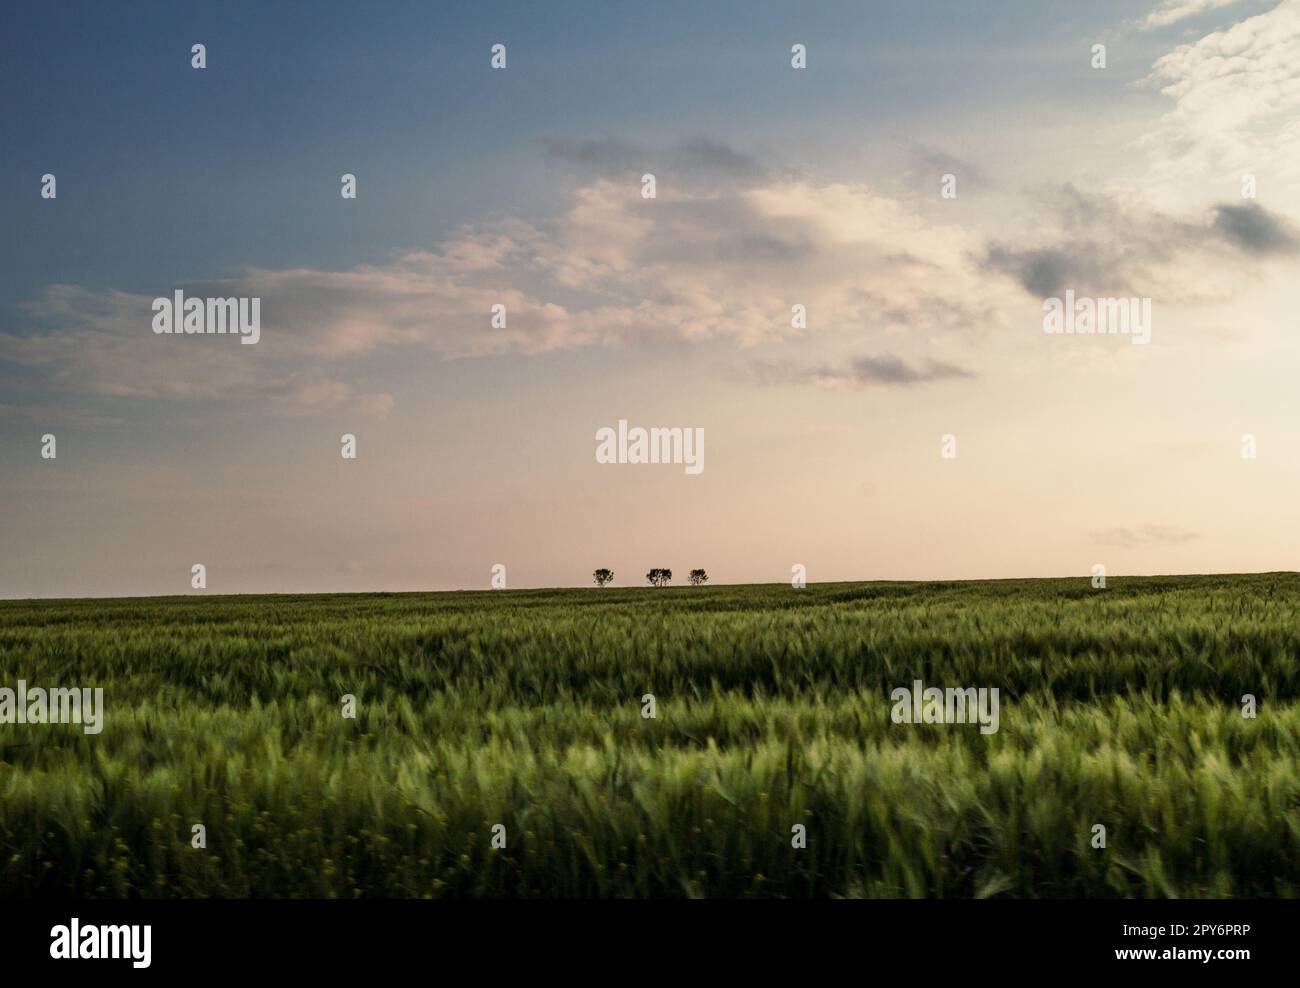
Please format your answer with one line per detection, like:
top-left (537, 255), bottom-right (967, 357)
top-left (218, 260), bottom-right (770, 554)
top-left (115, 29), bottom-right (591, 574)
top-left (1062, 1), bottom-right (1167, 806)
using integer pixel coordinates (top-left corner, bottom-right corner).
top-left (590, 568), bottom-right (710, 588)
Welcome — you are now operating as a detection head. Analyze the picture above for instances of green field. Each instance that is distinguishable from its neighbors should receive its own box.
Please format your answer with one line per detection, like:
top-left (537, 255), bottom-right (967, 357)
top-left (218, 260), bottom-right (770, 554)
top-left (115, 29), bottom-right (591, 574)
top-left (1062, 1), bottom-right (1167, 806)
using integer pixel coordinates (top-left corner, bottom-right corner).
top-left (1, 574), bottom-right (1297, 898)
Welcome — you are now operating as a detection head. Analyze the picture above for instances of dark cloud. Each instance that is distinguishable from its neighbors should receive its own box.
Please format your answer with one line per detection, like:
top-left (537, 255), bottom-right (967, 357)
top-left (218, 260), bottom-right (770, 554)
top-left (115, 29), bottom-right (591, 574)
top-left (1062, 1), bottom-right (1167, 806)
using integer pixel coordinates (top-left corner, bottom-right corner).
top-left (980, 185), bottom-right (1298, 300)
top-left (540, 137), bottom-right (642, 175)
top-left (611, 189), bottom-right (817, 270)
top-left (541, 136), bottom-right (769, 185)
top-left (848, 354), bottom-right (974, 385)
top-left (981, 245), bottom-right (1108, 298)
top-left (904, 140), bottom-right (990, 189)
top-left (1212, 202), bottom-right (1299, 255)
top-left (715, 232), bottom-right (817, 264)
top-left (748, 354), bottom-right (975, 389)
top-left (675, 138), bottom-right (768, 182)
top-left (978, 185), bottom-right (1170, 297)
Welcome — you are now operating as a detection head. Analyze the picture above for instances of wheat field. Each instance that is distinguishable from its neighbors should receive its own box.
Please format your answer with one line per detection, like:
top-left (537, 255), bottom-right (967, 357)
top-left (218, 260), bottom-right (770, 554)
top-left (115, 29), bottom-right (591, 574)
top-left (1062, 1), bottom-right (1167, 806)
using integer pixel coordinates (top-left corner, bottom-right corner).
top-left (1, 574), bottom-right (1297, 898)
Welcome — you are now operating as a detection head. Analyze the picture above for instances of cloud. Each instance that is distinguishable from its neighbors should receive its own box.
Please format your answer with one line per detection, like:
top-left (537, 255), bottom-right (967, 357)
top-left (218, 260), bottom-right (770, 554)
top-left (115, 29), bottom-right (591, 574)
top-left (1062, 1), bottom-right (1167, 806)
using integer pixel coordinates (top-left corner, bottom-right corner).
top-left (748, 354), bottom-right (975, 389)
top-left (0, 286), bottom-right (397, 417)
top-left (1211, 201), bottom-right (1300, 253)
top-left (844, 355), bottom-right (974, 386)
top-left (980, 184), bottom-right (1297, 301)
top-left (1090, 525), bottom-right (1200, 548)
top-left (1141, 0), bottom-right (1243, 29)
top-left (542, 137), bottom-right (772, 186)
top-left (1141, 0), bottom-right (1300, 184)
top-left (1, 151), bottom-right (1013, 415)
top-left (0, 401), bottom-right (123, 427)
top-left (982, 245), bottom-right (1109, 299)
top-left (9, 121), bottom-right (1288, 421)
top-left (902, 141), bottom-right (991, 190)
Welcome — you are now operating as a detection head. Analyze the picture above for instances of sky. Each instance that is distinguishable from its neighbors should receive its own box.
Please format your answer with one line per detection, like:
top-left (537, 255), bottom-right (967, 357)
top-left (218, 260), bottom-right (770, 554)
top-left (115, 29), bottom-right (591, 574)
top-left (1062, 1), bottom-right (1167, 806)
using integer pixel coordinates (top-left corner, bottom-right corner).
top-left (2, 0), bottom-right (1298, 597)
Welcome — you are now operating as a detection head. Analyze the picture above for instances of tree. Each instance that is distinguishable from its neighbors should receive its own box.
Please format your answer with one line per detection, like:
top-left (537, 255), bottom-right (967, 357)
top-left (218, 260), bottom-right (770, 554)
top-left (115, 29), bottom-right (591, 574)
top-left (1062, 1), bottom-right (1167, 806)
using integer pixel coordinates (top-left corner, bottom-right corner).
top-left (593, 568), bottom-right (614, 588)
top-left (689, 569), bottom-right (709, 586)
top-left (646, 568), bottom-right (672, 587)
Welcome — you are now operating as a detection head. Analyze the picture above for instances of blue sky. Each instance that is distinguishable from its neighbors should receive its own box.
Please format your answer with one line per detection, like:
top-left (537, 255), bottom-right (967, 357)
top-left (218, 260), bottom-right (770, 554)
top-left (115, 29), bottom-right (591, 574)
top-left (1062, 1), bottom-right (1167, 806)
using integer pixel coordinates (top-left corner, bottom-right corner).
top-left (0, 0), bottom-right (1170, 302)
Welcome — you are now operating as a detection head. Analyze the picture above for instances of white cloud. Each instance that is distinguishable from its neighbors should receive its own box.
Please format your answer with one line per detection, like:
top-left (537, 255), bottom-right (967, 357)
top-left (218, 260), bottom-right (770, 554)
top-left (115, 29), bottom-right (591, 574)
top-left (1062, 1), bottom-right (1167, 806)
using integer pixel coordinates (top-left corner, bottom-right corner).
top-left (1142, 0), bottom-right (1242, 30)
top-left (1141, 0), bottom-right (1300, 187)
top-left (0, 285), bottom-right (395, 418)
top-left (1, 174), bottom-right (1015, 413)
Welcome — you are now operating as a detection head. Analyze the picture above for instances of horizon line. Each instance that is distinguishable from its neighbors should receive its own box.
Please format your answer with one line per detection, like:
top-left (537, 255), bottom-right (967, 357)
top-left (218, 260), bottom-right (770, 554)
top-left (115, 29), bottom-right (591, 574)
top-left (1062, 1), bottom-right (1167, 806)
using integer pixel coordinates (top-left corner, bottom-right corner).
top-left (4, 569), bottom-right (1298, 605)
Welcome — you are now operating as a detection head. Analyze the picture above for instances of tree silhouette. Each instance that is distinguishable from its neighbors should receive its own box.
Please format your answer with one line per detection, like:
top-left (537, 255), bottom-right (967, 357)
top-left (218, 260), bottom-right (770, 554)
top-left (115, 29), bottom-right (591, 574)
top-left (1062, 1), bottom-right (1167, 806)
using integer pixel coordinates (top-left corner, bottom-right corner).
top-left (689, 569), bottom-right (709, 586)
top-left (593, 568), bottom-right (614, 588)
top-left (646, 568), bottom-right (672, 587)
